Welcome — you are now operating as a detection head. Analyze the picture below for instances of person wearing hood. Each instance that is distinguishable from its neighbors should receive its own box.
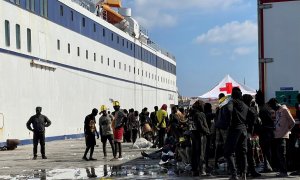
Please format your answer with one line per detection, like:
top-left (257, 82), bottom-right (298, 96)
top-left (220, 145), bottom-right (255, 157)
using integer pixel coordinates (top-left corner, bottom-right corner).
top-left (214, 93), bottom-right (231, 169)
top-left (255, 90), bottom-right (274, 172)
top-left (156, 104), bottom-right (168, 148)
top-left (26, 107), bottom-right (51, 160)
top-left (242, 94), bottom-right (261, 177)
top-left (224, 87), bottom-right (248, 180)
top-left (204, 103), bottom-right (215, 170)
top-left (268, 98), bottom-right (295, 177)
top-left (191, 100), bottom-right (210, 176)
top-left (83, 108), bottom-right (99, 161)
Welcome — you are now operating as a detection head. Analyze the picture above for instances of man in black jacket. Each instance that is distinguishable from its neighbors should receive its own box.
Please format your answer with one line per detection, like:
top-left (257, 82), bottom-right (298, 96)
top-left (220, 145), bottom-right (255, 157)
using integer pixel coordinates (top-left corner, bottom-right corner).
top-left (26, 107), bottom-right (51, 160)
top-left (214, 93), bottom-right (231, 169)
top-left (243, 94), bottom-right (261, 177)
top-left (255, 90), bottom-right (274, 172)
top-left (224, 87), bottom-right (248, 180)
top-left (191, 100), bottom-right (210, 176)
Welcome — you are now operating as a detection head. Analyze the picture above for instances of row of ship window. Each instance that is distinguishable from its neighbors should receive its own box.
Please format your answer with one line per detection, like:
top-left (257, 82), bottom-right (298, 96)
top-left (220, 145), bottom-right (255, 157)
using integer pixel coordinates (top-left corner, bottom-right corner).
top-left (9, 0), bottom-right (48, 17)
top-left (7, 0), bottom-right (176, 75)
top-left (57, 3), bottom-right (175, 75)
top-left (5, 20), bottom-right (32, 52)
top-left (2, 19), bottom-right (175, 86)
top-left (56, 39), bottom-right (176, 86)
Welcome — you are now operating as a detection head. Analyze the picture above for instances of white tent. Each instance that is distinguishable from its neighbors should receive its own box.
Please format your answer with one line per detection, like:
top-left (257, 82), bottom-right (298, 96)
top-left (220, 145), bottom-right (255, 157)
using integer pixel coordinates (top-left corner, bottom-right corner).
top-left (199, 75), bottom-right (256, 99)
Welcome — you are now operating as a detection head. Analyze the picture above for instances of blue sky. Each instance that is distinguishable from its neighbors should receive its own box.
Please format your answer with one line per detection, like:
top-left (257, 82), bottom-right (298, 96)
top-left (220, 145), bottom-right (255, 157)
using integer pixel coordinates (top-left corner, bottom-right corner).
top-left (123, 0), bottom-right (258, 97)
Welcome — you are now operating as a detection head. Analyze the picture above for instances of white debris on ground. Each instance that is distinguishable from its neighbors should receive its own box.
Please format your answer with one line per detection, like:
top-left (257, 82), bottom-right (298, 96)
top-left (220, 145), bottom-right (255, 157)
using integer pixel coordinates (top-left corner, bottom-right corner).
top-left (132, 138), bottom-right (153, 149)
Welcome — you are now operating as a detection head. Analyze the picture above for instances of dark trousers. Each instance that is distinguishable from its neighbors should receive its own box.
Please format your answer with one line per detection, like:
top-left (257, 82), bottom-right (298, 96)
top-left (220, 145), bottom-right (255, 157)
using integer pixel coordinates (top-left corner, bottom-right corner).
top-left (132, 129), bottom-right (138, 144)
top-left (224, 129), bottom-right (247, 176)
top-left (83, 146), bottom-right (94, 158)
top-left (247, 135), bottom-right (256, 173)
top-left (114, 142), bottom-right (122, 158)
top-left (33, 132), bottom-right (45, 156)
top-left (84, 135), bottom-right (96, 158)
top-left (215, 129), bottom-right (228, 167)
top-left (102, 135), bottom-right (115, 157)
top-left (259, 131), bottom-right (273, 170)
top-left (124, 130), bottom-right (131, 142)
top-left (205, 135), bottom-right (211, 167)
top-left (191, 133), bottom-right (206, 173)
top-left (158, 128), bottom-right (166, 148)
top-left (275, 138), bottom-right (287, 173)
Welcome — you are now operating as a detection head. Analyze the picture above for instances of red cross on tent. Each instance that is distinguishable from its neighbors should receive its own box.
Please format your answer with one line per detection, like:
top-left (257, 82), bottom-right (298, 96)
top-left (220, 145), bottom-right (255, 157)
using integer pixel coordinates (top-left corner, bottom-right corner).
top-left (199, 75), bottom-right (256, 99)
top-left (219, 82), bottom-right (239, 94)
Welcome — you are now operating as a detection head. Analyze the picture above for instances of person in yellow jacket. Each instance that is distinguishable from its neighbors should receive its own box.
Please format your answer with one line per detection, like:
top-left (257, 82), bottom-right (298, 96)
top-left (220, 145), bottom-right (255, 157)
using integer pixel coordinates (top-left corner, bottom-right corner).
top-left (156, 104), bottom-right (168, 148)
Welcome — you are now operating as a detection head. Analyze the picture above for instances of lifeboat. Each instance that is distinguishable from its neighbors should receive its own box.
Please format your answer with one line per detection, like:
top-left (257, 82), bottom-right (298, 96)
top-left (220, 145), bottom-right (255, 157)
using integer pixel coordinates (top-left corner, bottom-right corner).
top-left (103, 0), bottom-right (121, 8)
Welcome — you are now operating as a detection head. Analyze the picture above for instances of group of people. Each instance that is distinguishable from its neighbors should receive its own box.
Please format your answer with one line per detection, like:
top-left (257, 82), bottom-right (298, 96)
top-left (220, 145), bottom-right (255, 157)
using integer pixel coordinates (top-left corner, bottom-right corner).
top-left (26, 88), bottom-right (300, 180)
top-left (82, 101), bottom-right (126, 161)
top-left (138, 87), bottom-right (299, 180)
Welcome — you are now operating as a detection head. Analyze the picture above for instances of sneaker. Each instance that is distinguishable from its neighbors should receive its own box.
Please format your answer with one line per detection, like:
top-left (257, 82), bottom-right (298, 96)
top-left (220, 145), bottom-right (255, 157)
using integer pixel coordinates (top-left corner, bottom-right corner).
top-left (141, 151), bottom-right (149, 158)
top-left (82, 156), bottom-right (89, 161)
top-left (110, 157), bottom-right (118, 161)
top-left (42, 155), bottom-right (47, 159)
top-left (117, 157), bottom-right (123, 161)
top-left (184, 164), bottom-right (192, 171)
top-left (290, 171), bottom-right (300, 176)
top-left (89, 157), bottom-right (97, 161)
top-left (199, 171), bottom-right (207, 176)
top-left (32, 156), bottom-right (37, 160)
top-left (276, 172), bottom-right (288, 177)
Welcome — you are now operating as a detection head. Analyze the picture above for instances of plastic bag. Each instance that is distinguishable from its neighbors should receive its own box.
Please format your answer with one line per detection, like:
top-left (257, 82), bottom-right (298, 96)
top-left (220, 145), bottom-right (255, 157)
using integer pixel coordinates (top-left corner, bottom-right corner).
top-left (132, 138), bottom-right (153, 149)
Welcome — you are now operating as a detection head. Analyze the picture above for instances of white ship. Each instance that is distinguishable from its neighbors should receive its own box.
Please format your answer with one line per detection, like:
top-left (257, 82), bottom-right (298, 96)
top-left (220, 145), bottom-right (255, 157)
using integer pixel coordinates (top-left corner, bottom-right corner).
top-left (0, 0), bottom-right (177, 145)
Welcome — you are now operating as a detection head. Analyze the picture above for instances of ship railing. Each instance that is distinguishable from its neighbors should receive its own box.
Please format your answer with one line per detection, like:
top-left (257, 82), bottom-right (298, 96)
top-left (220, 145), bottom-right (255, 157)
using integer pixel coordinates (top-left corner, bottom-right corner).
top-left (94, 3), bottom-right (176, 61)
top-left (147, 40), bottom-right (176, 61)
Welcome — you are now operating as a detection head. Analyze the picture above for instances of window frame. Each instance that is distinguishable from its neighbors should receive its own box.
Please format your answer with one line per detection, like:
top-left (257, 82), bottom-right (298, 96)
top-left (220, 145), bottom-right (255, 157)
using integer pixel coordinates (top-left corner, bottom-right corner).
top-left (27, 28), bottom-right (31, 52)
top-left (16, 24), bottom-right (21, 49)
top-left (5, 20), bottom-right (10, 47)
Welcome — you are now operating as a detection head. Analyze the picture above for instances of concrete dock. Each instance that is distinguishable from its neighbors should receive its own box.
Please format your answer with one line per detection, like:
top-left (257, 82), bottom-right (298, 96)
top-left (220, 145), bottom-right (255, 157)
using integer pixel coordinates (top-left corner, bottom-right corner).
top-left (0, 138), bottom-right (299, 179)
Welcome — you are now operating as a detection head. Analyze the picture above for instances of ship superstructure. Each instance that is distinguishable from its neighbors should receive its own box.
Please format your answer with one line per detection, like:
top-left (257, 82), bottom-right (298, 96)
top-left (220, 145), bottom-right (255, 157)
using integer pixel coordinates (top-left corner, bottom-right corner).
top-left (0, 0), bottom-right (177, 144)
